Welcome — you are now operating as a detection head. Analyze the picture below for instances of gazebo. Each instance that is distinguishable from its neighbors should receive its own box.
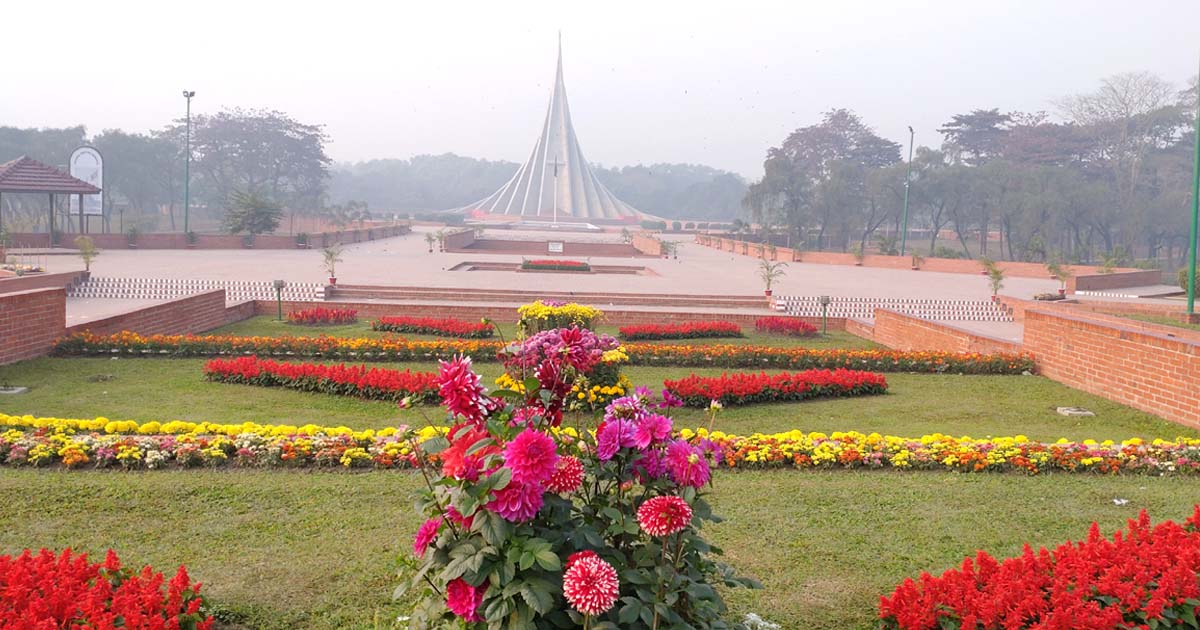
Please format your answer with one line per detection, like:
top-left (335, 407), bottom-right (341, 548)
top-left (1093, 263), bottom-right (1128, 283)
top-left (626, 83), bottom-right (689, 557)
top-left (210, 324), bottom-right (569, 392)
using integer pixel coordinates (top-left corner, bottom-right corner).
top-left (0, 155), bottom-right (101, 242)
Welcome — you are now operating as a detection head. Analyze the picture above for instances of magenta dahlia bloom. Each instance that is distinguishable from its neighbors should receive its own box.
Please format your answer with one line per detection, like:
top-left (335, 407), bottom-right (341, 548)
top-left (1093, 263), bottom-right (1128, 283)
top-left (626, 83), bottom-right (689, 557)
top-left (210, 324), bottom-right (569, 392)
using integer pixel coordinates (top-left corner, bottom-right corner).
top-left (487, 478), bottom-right (544, 522)
top-left (604, 395), bottom-right (646, 421)
top-left (504, 429), bottom-right (559, 484)
top-left (632, 450), bottom-right (666, 483)
top-left (637, 495), bottom-right (693, 537)
top-left (437, 356), bottom-right (488, 425)
top-left (664, 439), bottom-right (711, 488)
top-left (596, 419), bottom-right (637, 461)
top-left (413, 517), bottom-right (441, 558)
top-left (445, 505), bottom-right (474, 529)
top-left (633, 413), bottom-right (673, 449)
top-left (658, 388), bottom-right (684, 409)
top-left (562, 552), bottom-right (620, 616)
top-left (445, 577), bottom-right (487, 622)
top-left (546, 455), bottom-right (584, 493)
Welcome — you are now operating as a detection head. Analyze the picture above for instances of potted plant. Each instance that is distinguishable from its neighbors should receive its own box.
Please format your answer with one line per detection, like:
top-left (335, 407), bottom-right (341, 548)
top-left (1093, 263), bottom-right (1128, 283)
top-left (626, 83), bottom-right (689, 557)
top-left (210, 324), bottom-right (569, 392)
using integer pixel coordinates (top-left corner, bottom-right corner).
top-left (185, 231), bottom-right (198, 248)
top-left (73, 235), bottom-right (98, 272)
top-left (1047, 260), bottom-right (1073, 296)
top-left (125, 226), bottom-right (139, 249)
top-left (424, 232), bottom-right (436, 253)
top-left (435, 229), bottom-right (446, 252)
top-left (322, 243), bottom-right (343, 285)
top-left (851, 244), bottom-right (865, 266)
top-left (758, 259), bottom-right (788, 297)
top-left (911, 250), bottom-right (925, 271)
top-left (296, 232), bottom-right (310, 249)
top-left (767, 242), bottom-right (778, 260)
top-left (980, 258), bottom-right (1005, 301)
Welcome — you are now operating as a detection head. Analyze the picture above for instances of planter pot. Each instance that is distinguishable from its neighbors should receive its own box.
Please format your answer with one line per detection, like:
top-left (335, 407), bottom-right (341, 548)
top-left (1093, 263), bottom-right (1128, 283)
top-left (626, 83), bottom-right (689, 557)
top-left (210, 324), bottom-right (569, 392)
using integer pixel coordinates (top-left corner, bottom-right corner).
top-left (854, 262), bottom-right (863, 266)
top-left (329, 277), bottom-right (337, 285)
top-left (764, 290), bottom-right (773, 297)
top-left (911, 266), bottom-right (920, 271)
top-left (185, 244), bottom-right (197, 249)
top-left (127, 244), bottom-right (137, 249)
top-left (1058, 288), bottom-right (1066, 296)
top-left (991, 295), bottom-right (1000, 302)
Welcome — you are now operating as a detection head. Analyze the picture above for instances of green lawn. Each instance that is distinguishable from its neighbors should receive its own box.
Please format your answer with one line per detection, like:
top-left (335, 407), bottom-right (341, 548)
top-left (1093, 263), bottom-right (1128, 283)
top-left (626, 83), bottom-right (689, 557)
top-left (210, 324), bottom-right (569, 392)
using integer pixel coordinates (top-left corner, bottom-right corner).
top-left (211, 316), bottom-right (879, 350)
top-left (1119, 312), bottom-right (1200, 332)
top-left (1, 357), bottom-right (1191, 441)
top-left (0, 469), bottom-right (1192, 629)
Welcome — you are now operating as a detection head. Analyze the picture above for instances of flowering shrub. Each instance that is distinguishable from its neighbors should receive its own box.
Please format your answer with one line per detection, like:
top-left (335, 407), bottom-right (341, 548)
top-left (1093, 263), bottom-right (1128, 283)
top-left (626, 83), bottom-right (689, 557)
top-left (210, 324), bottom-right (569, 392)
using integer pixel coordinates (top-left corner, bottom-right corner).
top-left (285, 307), bottom-right (358, 325)
top-left (0, 548), bottom-right (212, 628)
top-left (663, 369), bottom-right (888, 406)
top-left (498, 326), bottom-right (628, 416)
top-left (396, 346), bottom-right (760, 627)
top-left (3, 413), bottom-right (1199, 475)
top-left (371, 315), bottom-right (494, 338)
top-left (203, 356), bottom-right (438, 402)
top-left (521, 259), bottom-right (592, 272)
top-left (52, 331), bottom-right (1036, 374)
top-left (754, 316), bottom-right (818, 337)
top-left (619, 320), bottom-right (744, 341)
top-left (516, 301), bottom-right (603, 333)
top-left (878, 508), bottom-right (1200, 630)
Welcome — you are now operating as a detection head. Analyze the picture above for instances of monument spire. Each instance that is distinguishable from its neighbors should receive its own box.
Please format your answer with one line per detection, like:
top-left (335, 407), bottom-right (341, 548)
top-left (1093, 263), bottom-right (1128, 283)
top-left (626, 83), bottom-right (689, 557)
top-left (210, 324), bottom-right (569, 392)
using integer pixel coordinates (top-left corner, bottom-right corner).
top-left (457, 37), bottom-right (644, 221)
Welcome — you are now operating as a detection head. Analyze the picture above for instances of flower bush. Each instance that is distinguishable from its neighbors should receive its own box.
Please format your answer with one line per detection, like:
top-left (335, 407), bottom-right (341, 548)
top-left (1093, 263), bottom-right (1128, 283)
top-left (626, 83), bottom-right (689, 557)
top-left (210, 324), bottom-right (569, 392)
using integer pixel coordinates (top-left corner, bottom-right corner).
top-left (754, 316), bottom-right (818, 337)
top-left (52, 331), bottom-right (1036, 374)
top-left (497, 326), bottom-right (629, 415)
top-left (521, 259), bottom-right (592, 272)
top-left (619, 320), bottom-right (744, 341)
top-left (396, 347), bottom-right (760, 627)
top-left (879, 507), bottom-right (1200, 630)
top-left (371, 315), bottom-right (494, 338)
top-left (0, 548), bottom-right (212, 628)
top-left (285, 307), bottom-right (358, 325)
top-left (203, 356), bottom-right (438, 403)
top-left (516, 301), bottom-right (603, 333)
top-left (663, 369), bottom-right (888, 406)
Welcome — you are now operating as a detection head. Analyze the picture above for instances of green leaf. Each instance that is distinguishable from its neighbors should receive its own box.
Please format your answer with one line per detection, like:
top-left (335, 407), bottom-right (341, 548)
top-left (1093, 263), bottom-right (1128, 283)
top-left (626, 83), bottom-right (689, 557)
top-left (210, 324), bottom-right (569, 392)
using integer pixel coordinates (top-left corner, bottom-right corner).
top-left (466, 437), bottom-right (497, 456)
top-left (488, 466), bottom-right (512, 492)
top-left (533, 550), bottom-right (560, 571)
top-left (523, 377), bottom-right (542, 394)
top-left (518, 551), bottom-right (534, 571)
top-left (420, 436), bottom-right (450, 455)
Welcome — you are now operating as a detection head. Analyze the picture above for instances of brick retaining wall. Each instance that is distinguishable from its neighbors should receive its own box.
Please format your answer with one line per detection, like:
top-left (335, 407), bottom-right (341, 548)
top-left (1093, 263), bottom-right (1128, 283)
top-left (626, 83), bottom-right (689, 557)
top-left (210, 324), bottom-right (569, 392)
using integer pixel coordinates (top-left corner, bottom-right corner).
top-left (1024, 309), bottom-right (1200, 429)
top-left (864, 309), bottom-right (1022, 354)
top-left (66, 290), bottom-right (232, 337)
top-left (0, 288), bottom-right (66, 365)
top-left (0, 271), bottom-right (88, 294)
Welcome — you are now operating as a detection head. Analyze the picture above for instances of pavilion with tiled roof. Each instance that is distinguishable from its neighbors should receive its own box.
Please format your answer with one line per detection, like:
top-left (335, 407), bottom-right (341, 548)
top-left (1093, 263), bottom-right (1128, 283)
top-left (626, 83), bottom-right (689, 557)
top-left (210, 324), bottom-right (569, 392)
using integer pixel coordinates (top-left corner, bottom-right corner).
top-left (0, 156), bottom-right (101, 239)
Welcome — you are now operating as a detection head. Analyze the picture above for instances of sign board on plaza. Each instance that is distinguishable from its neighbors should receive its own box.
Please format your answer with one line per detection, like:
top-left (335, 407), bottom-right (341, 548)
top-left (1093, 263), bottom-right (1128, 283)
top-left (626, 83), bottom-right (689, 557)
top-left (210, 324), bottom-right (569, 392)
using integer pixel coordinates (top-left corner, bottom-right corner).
top-left (547, 241), bottom-right (564, 253)
top-left (68, 146), bottom-right (104, 216)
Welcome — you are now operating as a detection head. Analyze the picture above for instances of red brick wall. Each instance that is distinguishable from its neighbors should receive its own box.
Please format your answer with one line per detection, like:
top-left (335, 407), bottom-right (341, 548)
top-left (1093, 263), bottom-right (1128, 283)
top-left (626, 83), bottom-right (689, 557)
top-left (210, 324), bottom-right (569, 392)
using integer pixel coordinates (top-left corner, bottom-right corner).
top-left (255, 300), bottom-right (846, 330)
top-left (0, 271), bottom-right (88, 295)
top-left (448, 238), bottom-right (643, 257)
top-left (869, 309), bottom-right (1022, 354)
top-left (1069, 270), bottom-right (1164, 292)
top-left (1024, 309), bottom-right (1200, 429)
top-left (442, 230), bottom-right (476, 250)
top-left (843, 318), bottom-right (875, 341)
top-left (65, 290), bottom-right (230, 336)
top-left (0, 288), bottom-right (66, 365)
top-left (631, 233), bottom-right (663, 257)
top-left (9, 225), bottom-right (410, 250)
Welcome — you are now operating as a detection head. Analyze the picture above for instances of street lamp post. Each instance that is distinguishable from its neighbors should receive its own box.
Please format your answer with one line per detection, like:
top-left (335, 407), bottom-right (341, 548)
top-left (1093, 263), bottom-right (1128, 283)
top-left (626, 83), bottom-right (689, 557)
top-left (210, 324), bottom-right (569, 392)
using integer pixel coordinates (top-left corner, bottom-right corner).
top-left (819, 295), bottom-right (831, 335)
top-left (273, 279), bottom-right (287, 321)
top-left (900, 126), bottom-right (914, 257)
top-left (182, 90), bottom-right (195, 234)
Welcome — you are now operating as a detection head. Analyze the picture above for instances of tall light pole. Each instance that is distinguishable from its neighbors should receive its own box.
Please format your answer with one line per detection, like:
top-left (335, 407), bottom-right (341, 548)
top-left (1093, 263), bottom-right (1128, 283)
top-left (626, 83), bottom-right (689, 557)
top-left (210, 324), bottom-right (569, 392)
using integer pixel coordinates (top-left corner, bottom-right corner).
top-left (900, 125), bottom-right (914, 256)
top-left (182, 90), bottom-right (195, 234)
top-left (1187, 62), bottom-right (1199, 315)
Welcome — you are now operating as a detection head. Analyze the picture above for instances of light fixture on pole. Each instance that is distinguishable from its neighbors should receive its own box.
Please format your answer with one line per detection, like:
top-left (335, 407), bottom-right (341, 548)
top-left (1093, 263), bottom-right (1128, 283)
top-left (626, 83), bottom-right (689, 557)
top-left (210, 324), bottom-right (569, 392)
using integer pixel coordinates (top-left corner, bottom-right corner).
top-left (273, 279), bottom-right (287, 321)
top-left (819, 295), bottom-right (831, 335)
top-left (900, 126), bottom-right (914, 256)
top-left (182, 90), bottom-right (195, 234)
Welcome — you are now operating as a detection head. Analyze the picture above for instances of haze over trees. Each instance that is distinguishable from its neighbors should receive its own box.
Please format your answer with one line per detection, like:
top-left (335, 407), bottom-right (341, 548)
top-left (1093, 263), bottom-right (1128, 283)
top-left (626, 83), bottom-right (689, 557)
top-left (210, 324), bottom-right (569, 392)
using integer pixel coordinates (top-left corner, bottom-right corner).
top-left (744, 72), bottom-right (1199, 268)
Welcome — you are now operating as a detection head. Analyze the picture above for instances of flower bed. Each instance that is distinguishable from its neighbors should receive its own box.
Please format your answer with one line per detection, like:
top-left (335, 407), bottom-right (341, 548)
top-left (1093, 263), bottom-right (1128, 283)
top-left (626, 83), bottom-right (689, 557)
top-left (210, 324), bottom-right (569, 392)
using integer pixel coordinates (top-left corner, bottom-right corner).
top-left (286, 307), bottom-right (358, 325)
top-left (371, 315), bottom-right (494, 338)
top-left (0, 548), bottom-right (212, 628)
top-left (52, 331), bottom-right (1036, 374)
top-left (754, 316), bottom-right (818, 337)
top-left (878, 508), bottom-right (1200, 630)
top-left (619, 320), bottom-right (743, 341)
top-left (516, 300), bottom-right (602, 332)
top-left (204, 356), bottom-right (438, 402)
top-left (663, 369), bottom-right (888, 406)
top-left (520, 259), bottom-right (592, 272)
top-left (4, 413), bottom-right (1199, 476)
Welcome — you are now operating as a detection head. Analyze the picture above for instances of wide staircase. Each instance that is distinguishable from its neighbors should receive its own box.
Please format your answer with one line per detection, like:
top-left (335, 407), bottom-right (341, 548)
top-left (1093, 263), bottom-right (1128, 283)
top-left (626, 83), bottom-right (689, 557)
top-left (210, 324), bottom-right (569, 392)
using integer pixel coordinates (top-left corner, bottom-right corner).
top-left (772, 295), bottom-right (1013, 322)
top-left (67, 277), bottom-right (324, 302)
top-left (327, 285), bottom-right (767, 309)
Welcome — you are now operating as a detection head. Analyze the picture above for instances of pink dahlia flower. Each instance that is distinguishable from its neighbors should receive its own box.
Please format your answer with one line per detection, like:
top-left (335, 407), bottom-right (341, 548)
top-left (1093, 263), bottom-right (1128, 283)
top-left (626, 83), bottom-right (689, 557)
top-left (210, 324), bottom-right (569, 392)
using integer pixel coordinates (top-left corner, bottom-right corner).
top-left (562, 552), bottom-right (620, 616)
top-left (445, 577), bottom-right (487, 622)
top-left (437, 356), bottom-right (488, 425)
top-left (546, 455), bottom-right (584, 493)
top-left (633, 413), bottom-right (673, 449)
top-left (503, 429), bottom-right (559, 484)
top-left (664, 439), bottom-right (711, 488)
top-left (413, 517), bottom-right (441, 558)
top-left (636, 495), bottom-right (693, 537)
top-left (596, 419), bottom-right (637, 461)
top-left (487, 478), bottom-right (544, 522)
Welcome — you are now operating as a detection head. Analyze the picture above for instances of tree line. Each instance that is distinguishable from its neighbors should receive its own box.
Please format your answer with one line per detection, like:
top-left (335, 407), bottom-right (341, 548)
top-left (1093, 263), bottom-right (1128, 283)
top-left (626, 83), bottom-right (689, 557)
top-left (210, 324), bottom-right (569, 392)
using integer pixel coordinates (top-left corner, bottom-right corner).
top-left (743, 72), bottom-right (1199, 268)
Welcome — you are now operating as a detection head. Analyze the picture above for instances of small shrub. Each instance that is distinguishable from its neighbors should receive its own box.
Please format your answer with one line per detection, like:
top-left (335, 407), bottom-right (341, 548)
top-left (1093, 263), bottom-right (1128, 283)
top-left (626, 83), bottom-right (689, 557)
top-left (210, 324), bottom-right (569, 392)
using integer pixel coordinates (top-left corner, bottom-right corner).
top-left (1180, 268), bottom-right (1199, 291)
top-left (520, 259), bottom-right (591, 272)
top-left (640, 219), bottom-right (667, 230)
top-left (684, 222), bottom-right (695, 229)
top-left (671, 220), bottom-right (682, 231)
top-left (754, 316), bottom-right (818, 337)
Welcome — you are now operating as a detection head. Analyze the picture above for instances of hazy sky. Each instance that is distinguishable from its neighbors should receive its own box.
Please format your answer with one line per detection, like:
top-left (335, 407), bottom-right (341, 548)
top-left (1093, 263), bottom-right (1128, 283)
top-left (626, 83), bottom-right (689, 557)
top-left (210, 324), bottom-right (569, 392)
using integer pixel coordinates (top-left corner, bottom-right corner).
top-left (3, 0), bottom-right (1197, 177)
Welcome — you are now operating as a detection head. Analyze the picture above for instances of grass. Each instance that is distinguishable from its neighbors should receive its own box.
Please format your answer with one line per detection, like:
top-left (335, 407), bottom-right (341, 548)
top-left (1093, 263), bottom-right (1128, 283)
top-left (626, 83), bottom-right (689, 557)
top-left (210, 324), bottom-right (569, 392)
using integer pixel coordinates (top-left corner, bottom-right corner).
top-left (1, 357), bottom-right (1193, 441)
top-left (0, 469), bottom-right (1194, 629)
top-left (1118, 313), bottom-right (1200, 332)
top-left (211, 316), bottom-right (879, 350)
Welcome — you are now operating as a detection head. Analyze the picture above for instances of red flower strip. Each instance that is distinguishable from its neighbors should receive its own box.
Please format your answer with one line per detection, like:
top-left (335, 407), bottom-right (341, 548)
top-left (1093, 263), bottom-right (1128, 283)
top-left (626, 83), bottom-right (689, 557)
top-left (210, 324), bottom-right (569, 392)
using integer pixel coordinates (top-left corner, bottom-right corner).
top-left (204, 356), bottom-right (437, 402)
top-left (371, 316), bottom-right (494, 339)
top-left (663, 369), bottom-right (888, 406)
top-left (619, 321), bottom-right (744, 341)
top-left (286, 307), bottom-right (358, 325)
top-left (754, 316), bottom-right (818, 337)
